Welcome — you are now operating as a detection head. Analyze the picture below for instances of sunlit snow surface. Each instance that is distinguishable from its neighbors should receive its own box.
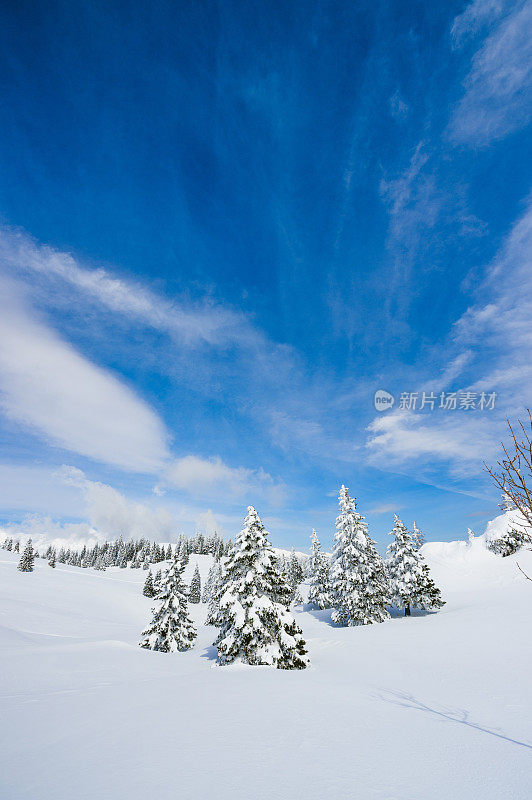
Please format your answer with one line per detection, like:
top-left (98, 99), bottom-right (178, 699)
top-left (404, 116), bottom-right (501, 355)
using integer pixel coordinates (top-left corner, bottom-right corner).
top-left (1, 542), bottom-right (531, 799)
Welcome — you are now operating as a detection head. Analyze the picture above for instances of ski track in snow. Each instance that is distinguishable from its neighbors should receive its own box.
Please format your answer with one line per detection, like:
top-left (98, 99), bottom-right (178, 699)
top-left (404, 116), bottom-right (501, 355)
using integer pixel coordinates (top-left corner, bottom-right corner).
top-left (1, 546), bottom-right (531, 799)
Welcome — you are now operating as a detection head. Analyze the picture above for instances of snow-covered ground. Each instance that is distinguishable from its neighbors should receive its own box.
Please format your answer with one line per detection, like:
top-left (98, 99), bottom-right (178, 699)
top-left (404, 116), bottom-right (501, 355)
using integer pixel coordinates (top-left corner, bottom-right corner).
top-left (1, 544), bottom-right (531, 800)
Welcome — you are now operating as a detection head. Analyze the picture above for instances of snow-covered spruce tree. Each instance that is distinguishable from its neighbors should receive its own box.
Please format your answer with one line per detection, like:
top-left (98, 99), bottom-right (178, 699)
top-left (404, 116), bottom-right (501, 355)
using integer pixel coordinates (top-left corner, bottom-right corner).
top-left (386, 515), bottom-right (444, 615)
top-left (308, 530), bottom-right (320, 577)
top-left (284, 548), bottom-right (304, 605)
top-left (139, 557), bottom-right (196, 652)
top-left (189, 564), bottom-right (201, 604)
top-left (386, 516), bottom-right (420, 617)
top-left (177, 539), bottom-right (189, 566)
top-left (18, 539), bottom-right (35, 573)
top-left (289, 549), bottom-right (304, 585)
top-left (143, 570), bottom-right (156, 598)
top-left (153, 568), bottom-right (163, 593)
top-left (411, 521), bottom-right (424, 549)
top-left (202, 562), bottom-right (217, 604)
top-left (308, 531), bottom-right (331, 609)
top-left (330, 486), bottom-right (390, 626)
top-left (487, 527), bottom-right (532, 557)
top-left (205, 561), bottom-right (224, 625)
top-left (48, 551), bottom-right (56, 568)
top-left (415, 560), bottom-right (445, 612)
top-left (214, 507), bottom-right (308, 669)
top-left (94, 554), bottom-right (106, 571)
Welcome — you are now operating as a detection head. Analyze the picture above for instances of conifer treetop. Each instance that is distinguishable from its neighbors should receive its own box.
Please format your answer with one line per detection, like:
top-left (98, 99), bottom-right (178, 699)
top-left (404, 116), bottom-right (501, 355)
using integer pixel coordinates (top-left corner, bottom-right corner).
top-left (139, 555), bottom-right (197, 652)
top-left (330, 485), bottom-right (390, 626)
top-left (386, 515), bottom-right (444, 613)
top-left (215, 506), bottom-right (308, 668)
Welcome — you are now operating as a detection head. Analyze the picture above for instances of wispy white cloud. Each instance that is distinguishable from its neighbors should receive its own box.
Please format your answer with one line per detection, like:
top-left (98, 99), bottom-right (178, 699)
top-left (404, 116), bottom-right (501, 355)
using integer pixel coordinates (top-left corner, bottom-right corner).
top-left (366, 192), bottom-right (532, 476)
top-left (369, 502), bottom-right (403, 515)
top-left (450, 0), bottom-right (507, 49)
top-left (0, 224), bottom-right (303, 439)
top-left (0, 225), bottom-right (258, 349)
top-left (366, 409), bottom-right (499, 476)
top-left (454, 195), bottom-right (532, 356)
top-left (379, 142), bottom-right (430, 216)
top-left (0, 283), bottom-right (169, 473)
top-left (448, 1), bottom-right (532, 145)
top-left (378, 142), bottom-right (447, 308)
top-left (58, 465), bottom-right (177, 540)
top-left (389, 90), bottom-right (409, 121)
top-left (432, 351), bottom-right (474, 392)
top-left (269, 410), bottom-right (360, 463)
top-left (166, 455), bottom-right (286, 505)
top-left (0, 463), bottom-right (84, 517)
top-left (0, 232), bottom-right (293, 501)
top-left (0, 463), bottom-right (243, 544)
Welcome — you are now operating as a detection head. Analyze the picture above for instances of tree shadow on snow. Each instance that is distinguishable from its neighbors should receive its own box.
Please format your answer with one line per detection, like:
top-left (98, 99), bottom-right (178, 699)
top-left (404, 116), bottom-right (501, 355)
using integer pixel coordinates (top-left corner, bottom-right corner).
top-left (303, 605), bottom-right (434, 627)
top-left (376, 689), bottom-right (532, 750)
top-left (387, 606), bottom-right (433, 619)
top-left (200, 645), bottom-right (219, 663)
top-left (302, 605), bottom-right (336, 626)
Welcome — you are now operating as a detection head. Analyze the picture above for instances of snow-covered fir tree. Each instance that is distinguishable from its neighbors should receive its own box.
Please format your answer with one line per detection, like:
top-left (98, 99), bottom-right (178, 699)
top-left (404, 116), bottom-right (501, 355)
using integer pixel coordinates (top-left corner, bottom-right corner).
top-left (467, 528), bottom-right (475, 547)
top-left (214, 506), bottom-right (308, 669)
top-left (18, 539), bottom-right (35, 573)
top-left (188, 564), bottom-right (201, 604)
top-left (153, 568), bottom-right (163, 593)
top-left (415, 560), bottom-right (445, 612)
top-left (205, 561), bottom-right (224, 625)
top-left (307, 531), bottom-right (331, 609)
top-left (94, 554), bottom-right (106, 570)
top-left (48, 551), bottom-right (56, 568)
top-left (177, 538), bottom-right (189, 566)
top-left (487, 526), bottom-right (532, 557)
top-left (330, 486), bottom-right (390, 626)
top-left (288, 549), bottom-right (304, 585)
top-left (202, 562), bottom-right (217, 603)
top-left (284, 548), bottom-right (304, 605)
top-left (308, 530), bottom-right (320, 576)
top-left (386, 515), bottom-right (444, 615)
top-left (499, 492), bottom-right (516, 512)
top-left (139, 557), bottom-right (197, 652)
top-left (143, 570), bottom-right (156, 597)
top-left (411, 521), bottom-right (424, 549)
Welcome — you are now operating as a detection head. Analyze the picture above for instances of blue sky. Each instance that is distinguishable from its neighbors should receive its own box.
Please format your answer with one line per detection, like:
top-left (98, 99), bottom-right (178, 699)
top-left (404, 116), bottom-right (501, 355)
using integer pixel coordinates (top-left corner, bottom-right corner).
top-left (0, 0), bottom-right (531, 550)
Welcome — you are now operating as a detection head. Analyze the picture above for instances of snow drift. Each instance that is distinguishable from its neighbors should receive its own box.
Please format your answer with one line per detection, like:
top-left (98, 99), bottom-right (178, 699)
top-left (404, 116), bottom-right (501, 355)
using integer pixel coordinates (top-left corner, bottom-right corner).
top-left (1, 530), bottom-right (531, 799)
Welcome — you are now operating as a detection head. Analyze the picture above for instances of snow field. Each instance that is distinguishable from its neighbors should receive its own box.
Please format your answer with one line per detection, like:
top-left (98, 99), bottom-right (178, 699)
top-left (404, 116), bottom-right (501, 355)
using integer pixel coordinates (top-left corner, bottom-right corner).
top-left (1, 545), bottom-right (531, 799)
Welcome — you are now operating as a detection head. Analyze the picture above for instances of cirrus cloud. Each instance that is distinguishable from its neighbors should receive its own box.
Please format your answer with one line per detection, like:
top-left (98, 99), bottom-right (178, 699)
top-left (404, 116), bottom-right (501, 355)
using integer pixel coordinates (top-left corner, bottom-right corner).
top-left (0, 283), bottom-right (170, 473)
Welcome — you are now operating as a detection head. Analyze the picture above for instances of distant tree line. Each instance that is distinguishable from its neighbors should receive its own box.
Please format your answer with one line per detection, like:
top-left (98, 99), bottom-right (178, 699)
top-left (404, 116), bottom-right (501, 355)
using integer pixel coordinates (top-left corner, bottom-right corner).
top-left (2, 530), bottom-right (232, 572)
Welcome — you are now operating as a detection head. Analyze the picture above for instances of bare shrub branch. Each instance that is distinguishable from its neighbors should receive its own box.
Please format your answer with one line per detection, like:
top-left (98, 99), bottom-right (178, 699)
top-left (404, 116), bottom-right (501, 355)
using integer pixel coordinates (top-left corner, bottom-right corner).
top-left (484, 410), bottom-right (532, 532)
top-left (516, 562), bottom-right (532, 581)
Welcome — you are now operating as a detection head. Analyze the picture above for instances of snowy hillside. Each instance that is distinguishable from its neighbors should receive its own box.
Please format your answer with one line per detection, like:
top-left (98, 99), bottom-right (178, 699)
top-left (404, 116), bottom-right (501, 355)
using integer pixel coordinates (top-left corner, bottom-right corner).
top-left (1, 543), bottom-right (531, 800)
